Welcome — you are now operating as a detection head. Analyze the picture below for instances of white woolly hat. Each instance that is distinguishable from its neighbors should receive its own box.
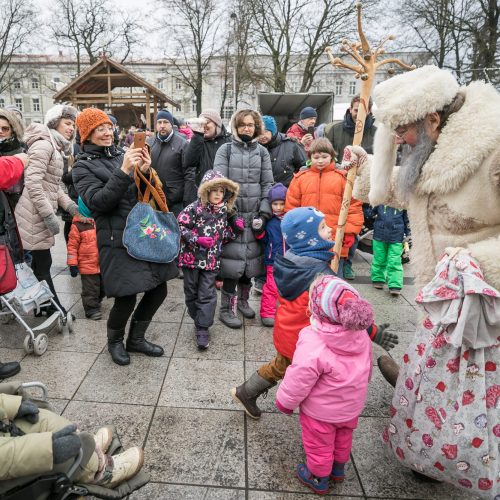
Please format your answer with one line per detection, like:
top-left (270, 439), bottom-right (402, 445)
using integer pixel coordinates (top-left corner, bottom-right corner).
top-left (44, 104), bottom-right (78, 130)
top-left (368, 66), bottom-right (460, 206)
top-left (373, 66), bottom-right (459, 130)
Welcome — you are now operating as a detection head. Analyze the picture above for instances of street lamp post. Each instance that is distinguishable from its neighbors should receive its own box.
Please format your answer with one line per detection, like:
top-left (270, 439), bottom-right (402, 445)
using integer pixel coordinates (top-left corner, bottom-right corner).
top-left (230, 12), bottom-right (238, 111)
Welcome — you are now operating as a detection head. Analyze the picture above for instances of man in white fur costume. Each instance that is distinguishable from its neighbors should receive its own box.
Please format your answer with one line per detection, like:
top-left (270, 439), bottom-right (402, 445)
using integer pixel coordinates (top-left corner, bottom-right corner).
top-left (347, 65), bottom-right (500, 383)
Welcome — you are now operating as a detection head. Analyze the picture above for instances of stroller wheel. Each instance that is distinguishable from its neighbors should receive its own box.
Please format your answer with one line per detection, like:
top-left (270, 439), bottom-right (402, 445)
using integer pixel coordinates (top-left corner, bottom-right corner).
top-left (57, 317), bottom-right (64, 333)
top-left (33, 334), bottom-right (48, 356)
top-left (66, 312), bottom-right (75, 333)
top-left (23, 335), bottom-right (34, 354)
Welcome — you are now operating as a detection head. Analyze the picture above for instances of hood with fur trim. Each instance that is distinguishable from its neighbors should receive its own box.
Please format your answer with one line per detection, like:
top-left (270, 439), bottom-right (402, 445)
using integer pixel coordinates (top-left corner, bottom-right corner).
top-left (198, 169), bottom-right (239, 210)
top-left (369, 80), bottom-right (500, 205)
top-left (0, 108), bottom-right (24, 140)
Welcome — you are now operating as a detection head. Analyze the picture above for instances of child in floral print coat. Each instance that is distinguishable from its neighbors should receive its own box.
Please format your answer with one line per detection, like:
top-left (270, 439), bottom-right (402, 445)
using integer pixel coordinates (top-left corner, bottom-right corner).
top-left (177, 170), bottom-right (244, 349)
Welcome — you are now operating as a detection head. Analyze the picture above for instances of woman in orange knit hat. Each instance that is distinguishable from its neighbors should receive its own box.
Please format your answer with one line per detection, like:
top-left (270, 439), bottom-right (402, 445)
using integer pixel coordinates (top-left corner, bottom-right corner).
top-left (72, 108), bottom-right (178, 366)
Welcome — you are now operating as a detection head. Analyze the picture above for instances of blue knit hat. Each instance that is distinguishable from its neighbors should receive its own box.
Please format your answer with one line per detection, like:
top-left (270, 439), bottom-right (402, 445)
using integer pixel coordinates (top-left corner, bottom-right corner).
top-left (300, 107), bottom-right (318, 120)
top-left (77, 197), bottom-right (92, 219)
top-left (156, 109), bottom-right (174, 125)
top-left (268, 183), bottom-right (287, 203)
top-left (107, 114), bottom-right (117, 126)
top-left (281, 207), bottom-right (334, 260)
top-left (262, 115), bottom-right (277, 136)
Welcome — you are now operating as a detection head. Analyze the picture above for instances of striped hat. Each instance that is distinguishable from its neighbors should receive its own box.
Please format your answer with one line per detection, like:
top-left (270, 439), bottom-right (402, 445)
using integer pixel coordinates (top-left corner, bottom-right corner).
top-left (309, 275), bottom-right (374, 330)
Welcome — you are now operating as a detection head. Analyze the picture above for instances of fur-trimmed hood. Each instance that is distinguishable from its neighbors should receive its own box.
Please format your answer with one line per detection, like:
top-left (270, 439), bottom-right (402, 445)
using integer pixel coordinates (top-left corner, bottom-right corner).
top-left (198, 169), bottom-right (239, 210)
top-left (0, 108), bottom-right (24, 139)
top-left (369, 80), bottom-right (500, 205)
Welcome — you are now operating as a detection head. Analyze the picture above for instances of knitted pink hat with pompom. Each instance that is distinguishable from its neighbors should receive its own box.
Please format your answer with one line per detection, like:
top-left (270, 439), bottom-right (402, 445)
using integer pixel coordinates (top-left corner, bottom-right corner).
top-left (310, 275), bottom-right (374, 330)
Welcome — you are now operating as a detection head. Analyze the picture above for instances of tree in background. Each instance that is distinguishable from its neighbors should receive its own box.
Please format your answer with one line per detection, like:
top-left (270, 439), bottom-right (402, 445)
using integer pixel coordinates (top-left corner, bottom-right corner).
top-left (0, 0), bottom-right (35, 94)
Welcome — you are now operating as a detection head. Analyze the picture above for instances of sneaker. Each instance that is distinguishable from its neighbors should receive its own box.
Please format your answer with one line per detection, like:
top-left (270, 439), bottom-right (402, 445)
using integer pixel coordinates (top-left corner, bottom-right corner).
top-left (389, 288), bottom-right (401, 295)
top-left (330, 461), bottom-right (345, 482)
top-left (296, 463), bottom-right (329, 495)
top-left (343, 262), bottom-right (355, 280)
top-left (196, 327), bottom-right (210, 350)
top-left (94, 426), bottom-right (113, 453)
top-left (372, 282), bottom-right (384, 289)
top-left (101, 447), bottom-right (144, 488)
top-left (86, 310), bottom-right (102, 320)
top-left (261, 317), bottom-right (274, 327)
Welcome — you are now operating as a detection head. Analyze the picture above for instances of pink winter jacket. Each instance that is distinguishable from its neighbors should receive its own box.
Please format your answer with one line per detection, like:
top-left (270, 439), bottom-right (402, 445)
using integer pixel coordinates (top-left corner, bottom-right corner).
top-left (276, 318), bottom-right (372, 423)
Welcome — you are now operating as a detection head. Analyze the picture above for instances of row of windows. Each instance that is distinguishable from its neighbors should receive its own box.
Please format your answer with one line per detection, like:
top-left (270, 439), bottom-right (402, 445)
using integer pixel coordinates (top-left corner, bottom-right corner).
top-left (0, 98), bottom-right (40, 112)
top-left (289, 80), bottom-right (357, 96)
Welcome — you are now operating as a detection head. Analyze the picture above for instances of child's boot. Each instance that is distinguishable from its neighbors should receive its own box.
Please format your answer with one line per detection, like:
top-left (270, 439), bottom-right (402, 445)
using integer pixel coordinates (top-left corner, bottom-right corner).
top-left (230, 371), bottom-right (276, 419)
top-left (196, 326), bottom-right (210, 350)
top-left (107, 328), bottom-right (130, 366)
top-left (219, 290), bottom-right (242, 329)
top-left (237, 284), bottom-right (255, 318)
top-left (126, 318), bottom-right (164, 357)
top-left (98, 446), bottom-right (144, 488)
top-left (296, 463), bottom-right (329, 495)
top-left (330, 461), bottom-right (345, 482)
top-left (261, 317), bottom-right (274, 327)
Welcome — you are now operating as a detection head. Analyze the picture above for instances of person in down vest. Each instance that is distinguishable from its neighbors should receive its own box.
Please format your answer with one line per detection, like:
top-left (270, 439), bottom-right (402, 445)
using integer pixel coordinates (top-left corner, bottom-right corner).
top-left (67, 197), bottom-right (104, 321)
top-left (177, 170), bottom-right (244, 349)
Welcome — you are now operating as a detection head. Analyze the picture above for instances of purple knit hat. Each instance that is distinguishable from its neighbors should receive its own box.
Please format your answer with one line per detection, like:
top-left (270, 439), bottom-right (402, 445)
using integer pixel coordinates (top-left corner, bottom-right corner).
top-left (309, 275), bottom-right (374, 330)
top-left (268, 183), bottom-right (287, 203)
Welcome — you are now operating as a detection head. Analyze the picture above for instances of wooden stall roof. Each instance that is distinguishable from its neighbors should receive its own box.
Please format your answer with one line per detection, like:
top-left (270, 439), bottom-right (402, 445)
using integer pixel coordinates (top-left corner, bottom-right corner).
top-left (53, 55), bottom-right (180, 110)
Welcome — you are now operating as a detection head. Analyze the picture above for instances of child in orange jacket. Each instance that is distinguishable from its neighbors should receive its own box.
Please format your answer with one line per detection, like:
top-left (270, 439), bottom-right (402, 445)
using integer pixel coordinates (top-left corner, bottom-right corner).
top-left (285, 138), bottom-right (364, 276)
top-left (67, 197), bottom-right (103, 320)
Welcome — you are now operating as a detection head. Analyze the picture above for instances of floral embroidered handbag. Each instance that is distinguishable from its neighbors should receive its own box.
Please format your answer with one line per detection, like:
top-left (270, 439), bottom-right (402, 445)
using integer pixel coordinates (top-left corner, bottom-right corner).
top-left (123, 167), bottom-right (180, 264)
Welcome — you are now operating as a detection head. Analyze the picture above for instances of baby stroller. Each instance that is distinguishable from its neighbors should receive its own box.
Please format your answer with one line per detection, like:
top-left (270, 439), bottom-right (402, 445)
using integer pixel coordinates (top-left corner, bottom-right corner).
top-left (0, 263), bottom-right (74, 356)
top-left (0, 381), bottom-right (150, 499)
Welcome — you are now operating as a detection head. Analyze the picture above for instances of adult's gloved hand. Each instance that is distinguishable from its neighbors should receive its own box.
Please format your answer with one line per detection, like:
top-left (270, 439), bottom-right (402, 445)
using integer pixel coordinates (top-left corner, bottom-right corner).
top-left (44, 213), bottom-right (60, 235)
top-left (341, 145), bottom-right (368, 172)
top-left (69, 266), bottom-right (79, 278)
top-left (197, 236), bottom-right (215, 249)
top-left (372, 323), bottom-right (399, 351)
top-left (52, 424), bottom-right (81, 464)
top-left (15, 400), bottom-right (39, 424)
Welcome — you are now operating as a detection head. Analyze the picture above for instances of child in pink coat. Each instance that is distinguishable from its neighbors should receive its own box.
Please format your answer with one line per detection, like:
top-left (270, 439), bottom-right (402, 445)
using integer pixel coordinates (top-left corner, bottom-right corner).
top-left (276, 275), bottom-right (374, 495)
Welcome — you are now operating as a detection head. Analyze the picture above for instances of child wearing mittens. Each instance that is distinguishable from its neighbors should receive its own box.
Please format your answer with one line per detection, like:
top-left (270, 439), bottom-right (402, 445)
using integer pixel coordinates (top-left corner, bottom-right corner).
top-left (177, 170), bottom-right (244, 349)
top-left (276, 275), bottom-right (374, 495)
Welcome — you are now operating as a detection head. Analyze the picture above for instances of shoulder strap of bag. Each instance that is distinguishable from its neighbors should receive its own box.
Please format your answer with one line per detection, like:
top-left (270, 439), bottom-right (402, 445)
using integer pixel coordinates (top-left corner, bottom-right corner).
top-left (134, 167), bottom-right (169, 213)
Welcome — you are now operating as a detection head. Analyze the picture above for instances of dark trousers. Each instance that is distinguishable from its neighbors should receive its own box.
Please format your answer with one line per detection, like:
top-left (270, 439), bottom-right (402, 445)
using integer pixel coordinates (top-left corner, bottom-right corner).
top-left (107, 282), bottom-right (167, 330)
top-left (183, 268), bottom-right (218, 328)
top-left (63, 220), bottom-right (72, 244)
top-left (222, 275), bottom-right (252, 294)
top-left (80, 274), bottom-right (104, 315)
top-left (31, 249), bottom-right (64, 311)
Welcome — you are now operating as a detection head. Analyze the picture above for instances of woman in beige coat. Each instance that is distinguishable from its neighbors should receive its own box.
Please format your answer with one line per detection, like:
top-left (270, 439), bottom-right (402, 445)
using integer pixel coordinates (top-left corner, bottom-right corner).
top-left (15, 105), bottom-right (81, 315)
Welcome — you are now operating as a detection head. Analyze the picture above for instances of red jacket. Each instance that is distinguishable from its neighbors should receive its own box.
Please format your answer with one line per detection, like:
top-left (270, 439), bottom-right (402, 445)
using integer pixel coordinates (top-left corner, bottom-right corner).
top-left (67, 216), bottom-right (100, 274)
top-left (285, 163), bottom-right (364, 257)
top-left (0, 157), bottom-right (23, 190)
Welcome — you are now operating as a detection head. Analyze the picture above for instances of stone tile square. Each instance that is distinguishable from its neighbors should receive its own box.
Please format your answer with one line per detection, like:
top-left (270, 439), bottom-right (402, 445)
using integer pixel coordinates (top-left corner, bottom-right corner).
top-left (130, 483), bottom-right (245, 499)
top-left (52, 273), bottom-right (82, 294)
top-left (56, 292), bottom-right (81, 311)
top-left (18, 350), bottom-right (98, 399)
top-left (249, 493), bottom-right (363, 499)
top-left (159, 358), bottom-right (244, 410)
top-left (45, 318), bottom-right (107, 354)
top-left (150, 297), bottom-right (187, 323)
top-left (350, 284), bottom-right (409, 306)
top-left (145, 407), bottom-right (245, 487)
top-left (0, 347), bottom-right (25, 362)
top-left (244, 361), bottom-right (280, 415)
top-left (63, 400), bottom-right (154, 448)
top-left (352, 417), bottom-right (475, 499)
top-left (173, 323), bottom-right (244, 360)
top-left (69, 297), bottom-right (114, 320)
top-left (372, 305), bottom-right (417, 332)
top-left (401, 285), bottom-right (420, 305)
top-left (361, 354), bottom-right (394, 418)
top-left (75, 353), bottom-right (169, 405)
top-left (247, 413), bottom-right (363, 496)
top-left (245, 325), bottom-right (277, 361)
top-left (47, 398), bottom-right (69, 415)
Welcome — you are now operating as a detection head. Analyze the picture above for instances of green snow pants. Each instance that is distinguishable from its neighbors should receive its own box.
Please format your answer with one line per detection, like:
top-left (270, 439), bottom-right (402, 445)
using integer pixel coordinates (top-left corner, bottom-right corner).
top-left (371, 240), bottom-right (404, 290)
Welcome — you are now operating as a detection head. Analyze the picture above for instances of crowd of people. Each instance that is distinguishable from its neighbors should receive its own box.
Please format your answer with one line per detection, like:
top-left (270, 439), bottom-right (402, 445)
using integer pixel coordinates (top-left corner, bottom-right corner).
top-left (0, 64), bottom-right (498, 498)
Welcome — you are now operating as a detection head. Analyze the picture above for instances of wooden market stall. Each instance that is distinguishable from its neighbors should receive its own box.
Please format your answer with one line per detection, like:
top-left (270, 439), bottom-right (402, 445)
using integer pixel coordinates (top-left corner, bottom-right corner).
top-left (53, 55), bottom-right (180, 130)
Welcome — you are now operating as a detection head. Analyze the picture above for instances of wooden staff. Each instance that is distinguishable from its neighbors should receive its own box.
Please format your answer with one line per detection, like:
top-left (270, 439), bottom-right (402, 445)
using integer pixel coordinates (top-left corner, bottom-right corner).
top-left (325, 3), bottom-right (415, 273)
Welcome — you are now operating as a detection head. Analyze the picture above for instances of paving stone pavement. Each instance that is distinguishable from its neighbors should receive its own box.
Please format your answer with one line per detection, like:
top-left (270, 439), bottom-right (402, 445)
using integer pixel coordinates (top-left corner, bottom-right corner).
top-left (0, 233), bottom-right (479, 500)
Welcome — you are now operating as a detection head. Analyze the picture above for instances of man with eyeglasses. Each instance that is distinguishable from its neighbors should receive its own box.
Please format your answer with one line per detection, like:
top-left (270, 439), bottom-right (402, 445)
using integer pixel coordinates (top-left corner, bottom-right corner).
top-left (343, 66), bottom-right (500, 385)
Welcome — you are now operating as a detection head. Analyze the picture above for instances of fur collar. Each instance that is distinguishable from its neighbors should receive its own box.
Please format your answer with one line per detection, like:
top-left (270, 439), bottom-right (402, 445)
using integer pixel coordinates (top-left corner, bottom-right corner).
top-left (416, 81), bottom-right (500, 195)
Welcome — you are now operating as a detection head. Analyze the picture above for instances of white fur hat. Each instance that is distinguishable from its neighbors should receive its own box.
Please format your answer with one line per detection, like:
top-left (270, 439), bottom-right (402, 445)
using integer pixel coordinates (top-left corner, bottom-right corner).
top-left (44, 104), bottom-right (78, 129)
top-left (373, 66), bottom-right (459, 130)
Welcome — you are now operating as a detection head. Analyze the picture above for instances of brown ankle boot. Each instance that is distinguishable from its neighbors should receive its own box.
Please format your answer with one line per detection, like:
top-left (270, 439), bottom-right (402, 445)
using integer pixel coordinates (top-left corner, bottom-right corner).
top-left (377, 355), bottom-right (400, 387)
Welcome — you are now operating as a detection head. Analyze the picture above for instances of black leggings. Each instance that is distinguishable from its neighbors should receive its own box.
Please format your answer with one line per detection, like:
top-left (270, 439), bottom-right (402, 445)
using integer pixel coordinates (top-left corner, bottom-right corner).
top-left (31, 249), bottom-right (64, 310)
top-left (222, 275), bottom-right (252, 294)
top-left (107, 282), bottom-right (167, 330)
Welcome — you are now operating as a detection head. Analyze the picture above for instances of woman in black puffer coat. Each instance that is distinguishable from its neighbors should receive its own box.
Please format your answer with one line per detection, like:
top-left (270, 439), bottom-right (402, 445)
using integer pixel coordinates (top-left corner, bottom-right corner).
top-left (72, 109), bottom-right (177, 366)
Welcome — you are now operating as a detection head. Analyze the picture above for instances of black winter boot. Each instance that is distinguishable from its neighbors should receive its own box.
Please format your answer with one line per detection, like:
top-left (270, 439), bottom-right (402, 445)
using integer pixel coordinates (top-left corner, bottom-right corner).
top-left (107, 328), bottom-right (130, 366)
top-left (0, 361), bottom-right (21, 380)
top-left (126, 318), bottom-right (164, 357)
top-left (230, 371), bottom-right (276, 419)
top-left (219, 290), bottom-right (242, 329)
top-left (237, 284), bottom-right (255, 318)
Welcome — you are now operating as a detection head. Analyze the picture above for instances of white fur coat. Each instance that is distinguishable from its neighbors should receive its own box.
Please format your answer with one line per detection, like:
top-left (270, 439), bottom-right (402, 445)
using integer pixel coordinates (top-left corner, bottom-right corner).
top-left (354, 81), bottom-right (500, 290)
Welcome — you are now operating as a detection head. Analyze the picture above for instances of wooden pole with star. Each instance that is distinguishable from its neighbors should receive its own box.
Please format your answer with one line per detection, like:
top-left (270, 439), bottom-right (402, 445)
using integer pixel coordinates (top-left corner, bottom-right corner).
top-left (325, 2), bottom-right (415, 273)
